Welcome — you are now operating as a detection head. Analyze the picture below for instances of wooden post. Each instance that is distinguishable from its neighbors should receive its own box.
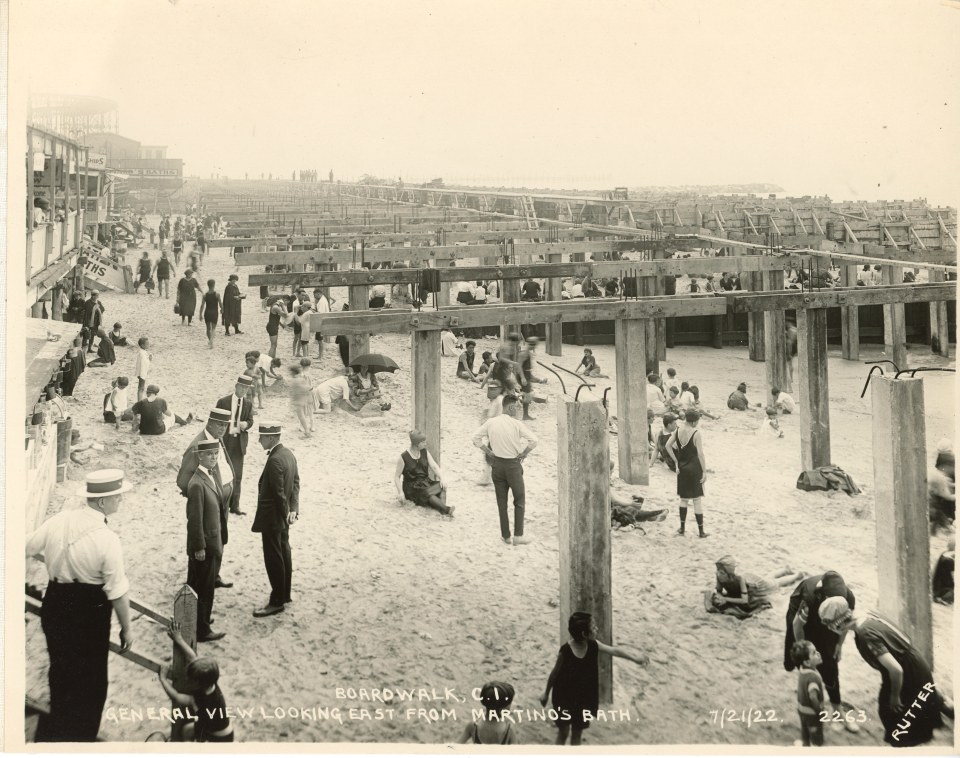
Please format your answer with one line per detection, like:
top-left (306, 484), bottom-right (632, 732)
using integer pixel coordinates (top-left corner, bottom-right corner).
top-left (557, 398), bottom-right (613, 705)
top-left (928, 269), bottom-right (950, 358)
top-left (500, 277), bottom-right (520, 341)
top-left (871, 376), bottom-right (932, 667)
top-left (171, 585), bottom-right (198, 692)
top-left (615, 318), bottom-right (649, 485)
top-left (655, 276), bottom-right (667, 361)
top-left (797, 308), bottom-right (831, 470)
top-left (545, 253), bottom-right (563, 355)
top-left (412, 330), bottom-right (442, 463)
top-left (746, 271), bottom-right (765, 361)
top-left (348, 285), bottom-right (370, 360)
top-left (763, 269), bottom-right (791, 395)
top-left (840, 265), bottom-right (860, 361)
top-left (882, 266), bottom-right (907, 368)
top-left (50, 286), bottom-right (63, 320)
top-left (640, 276), bottom-right (659, 374)
top-left (710, 311), bottom-right (724, 350)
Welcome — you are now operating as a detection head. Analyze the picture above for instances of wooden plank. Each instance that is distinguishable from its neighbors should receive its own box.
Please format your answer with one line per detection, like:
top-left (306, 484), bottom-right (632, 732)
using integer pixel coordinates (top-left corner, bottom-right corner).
top-left (882, 267), bottom-right (908, 368)
top-left (763, 270), bottom-right (791, 396)
top-left (641, 277), bottom-right (659, 372)
top-left (306, 296), bottom-right (729, 335)
top-left (745, 270), bottom-right (765, 361)
top-left (797, 308), bottom-right (831, 470)
top-left (729, 283), bottom-right (955, 313)
top-left (840, 266), bottom-right (860, 361)
top-left (871, 376), bottom-right (933, 667)
top-left (615, 319), bottom-right (649, 485)
top-left (928, 268), bottom-right (950, 357)
top-left (545, 253), bottom-right (563, 357)
top-left (412, 330), bottom-right (441, 463)
top-left (172, 585), bottom-right (198, 693)
top-left (557, 399), bottom-right (613, 704)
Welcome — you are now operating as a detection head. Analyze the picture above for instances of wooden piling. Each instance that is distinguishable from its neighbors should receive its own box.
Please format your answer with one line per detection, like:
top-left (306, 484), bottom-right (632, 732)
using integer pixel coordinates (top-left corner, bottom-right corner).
top-left (615, 318), bottom-right (649, 485)
top-left (746, 271), bottom-right (765, 361)
top-left (928, 269), bottom-right (950, 358)
top-left (501, 277), bottom-right (520, 341)
top-left (545, 253), bottom-right (563, 356)
top-left (412, 330), bottom-right (442, 463)
top-left (641, 276), bottom-right (659, 374)
top-left (797, 308), bottom-right (831, 470)
top-left (557, 398), bottom-right (613, 705)
top-left (882, 266), bottom-right (908, 368)
top-left (871, 376), bottom-right (932, 666)
top-left (840, 265), bottom-right (860, 361)
top-left (171, 585), bottom-right (198, 692)
top-left (348, 284), bottom-right (370, 361)
top-left (763, 269), bottom-right (791, 395)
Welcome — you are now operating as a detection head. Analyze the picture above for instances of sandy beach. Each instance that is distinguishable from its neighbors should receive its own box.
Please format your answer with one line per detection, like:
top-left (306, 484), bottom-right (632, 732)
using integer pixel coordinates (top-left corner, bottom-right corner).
top-left (25, 233), bottom-right (955, 747)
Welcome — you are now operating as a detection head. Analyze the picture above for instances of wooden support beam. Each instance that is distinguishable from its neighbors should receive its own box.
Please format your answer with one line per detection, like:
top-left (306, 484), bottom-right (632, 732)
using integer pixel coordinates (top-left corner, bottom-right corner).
top-left (640, 276), bottom-right (659, 373)
top-left (840, 266), bottom-right (860, 361)
top-left (882, 267), bottom-right (908, 369)
top-left (746, 271), bottom-right (765, 361)
top-left (615, 319), bottom-right (649, 485)
top-left (797, 308), bottom-right (831, 470)
top-left (500, 276), bottom-right (520, 341)
top-left (557, 398), bottom-right (613, 705)
top-left (545, 253), bottom-right (563, 357)
top-left (412, 330), bottom-right (441, 463)
top-left (763, 270), bottom-right (791, 395)
top-left (928, 269), bottom-right (950, 358)
top-left (348, 284), bottom-right (370, 360)
top-left (50, 285), bottom-right (63, 320)
top-left (871, 376), bottom-right (933, 667)
top-left (307, 295), bottom-right (728, 336)
top-left (843, 222), bottom-right (860, 243)
top-left (728, 283), bottom-right (955, 313)
top-left (171, 585), bottom-right (198, 693)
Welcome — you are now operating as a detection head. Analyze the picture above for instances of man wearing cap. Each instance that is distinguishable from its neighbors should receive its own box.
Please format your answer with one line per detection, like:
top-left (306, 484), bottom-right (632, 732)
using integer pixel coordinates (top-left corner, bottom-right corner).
top-left (223, 273), bottom-right (244, 336)
top-left (216, 376), bottom-right (256, 517)
top-left (186, 441), bottom-right (229, 642)
top-left (783, 571), bottom-right (860, 733)
top-left (131, 384), bottom-right (194, 434)
top-left (26, 470), bottom-right (134, 741)
top-left (252, 424), bottom-right (300, 617)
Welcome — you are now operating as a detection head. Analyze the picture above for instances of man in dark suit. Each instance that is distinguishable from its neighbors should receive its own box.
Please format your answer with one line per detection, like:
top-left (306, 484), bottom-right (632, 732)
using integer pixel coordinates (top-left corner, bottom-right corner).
top-left (186, 441), bottom-right (228, 642)
top-left (81, 291), bottom-right (105, 353)
top-left (177, 408), bottom-right (236, 588)
top-left (252, 424), bottom-right (300, 618)
top-left (216, 376), bottom-right (256, 517)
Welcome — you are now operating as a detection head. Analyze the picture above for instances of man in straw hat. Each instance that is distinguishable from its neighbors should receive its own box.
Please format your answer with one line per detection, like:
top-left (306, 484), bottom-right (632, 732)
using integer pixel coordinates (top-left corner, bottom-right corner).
top-left (25, 470), bottom-right (134, 741)
top-left (177, 407), bottom-right (236, 588)
top-left (252, 423), bottom-right (300, 618)
top-left (216, 375), bottom-right (256, 517)
top-left (186, 441), bottom-right (229, 642)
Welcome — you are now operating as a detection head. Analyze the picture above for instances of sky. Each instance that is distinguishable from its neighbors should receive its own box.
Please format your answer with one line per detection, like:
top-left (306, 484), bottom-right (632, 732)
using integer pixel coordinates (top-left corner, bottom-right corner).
top-left (11, 0), bottom-right (960, 205)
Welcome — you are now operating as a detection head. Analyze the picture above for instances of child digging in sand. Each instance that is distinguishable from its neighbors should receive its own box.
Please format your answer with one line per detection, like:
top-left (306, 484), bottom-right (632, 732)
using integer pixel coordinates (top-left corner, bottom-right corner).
top-left (790, 640), bottom-right (826, 747)
top-left (288, 365), bottom-right (313, 436)
top-left (157, 622), bottom-right (235, 742)
top-left (540, 612), bottom-right (648, 745)
top-left (458, 682), bottom-right (520, 744)
top-left (575, 348), bottom-right (607, 378)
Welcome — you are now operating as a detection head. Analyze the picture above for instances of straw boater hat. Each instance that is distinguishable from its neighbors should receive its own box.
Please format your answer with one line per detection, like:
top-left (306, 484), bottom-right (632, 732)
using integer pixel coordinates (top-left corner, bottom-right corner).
top-left (259, 423), bottom-right (281, 436)
top-left (77, 469), bottom-right (134, 499)
top-left (236, 375), bottom-right (254, 387)
top-left (208, 408), bottom-right (231, 423)
top-left (195, 439), bottom-right (220, 454)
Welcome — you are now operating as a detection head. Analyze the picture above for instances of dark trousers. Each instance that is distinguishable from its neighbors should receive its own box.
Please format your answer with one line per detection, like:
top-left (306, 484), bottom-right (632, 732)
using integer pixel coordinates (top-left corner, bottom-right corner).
top-left (785, 609), bottom-right (843, 704)
top-left (491, 457), bottom-right (526, 539)
top-left (261, 526), bottom-right (292, 607)
top-left (38, 582), bottom-right (112, 742)
top-left (187, 553), bottom-right (221, 637)
top-left (225, 448), bottom-right (244, 514)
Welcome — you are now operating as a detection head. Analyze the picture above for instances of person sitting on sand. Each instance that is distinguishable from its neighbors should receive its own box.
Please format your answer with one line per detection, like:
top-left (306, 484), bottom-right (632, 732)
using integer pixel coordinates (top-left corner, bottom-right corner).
top-left (933, 539), bottom-right (955, 605)
top-left (157, 622), bottom-right (235, 742)
top-left (350, 365), bottom-right (384, 408)
top-left (757, 407), bottom-right (785, 438)
top-left (131, 385), bottom-right (194, 435)
top-left (477, 351), bottom-right (495, 377)
top-left (458, 681), bottom-right (519, 744)
top-left (646, 373), bottom-right (666, 413)
top-left (87, 330), bottom-right (116, 368)
top-left (689, 386), bottom-right (720, 420)
top-left (108, 322), bottom-right (129, 347)
top-left (575, 348), bottom-right (607, 378)
top-left (665, 386), bottom-right (682, 413)
top-left (772, 386), bottom-right (796, 414)
top-left (103, 376), bottom-right (134, 428)
top-left (394, 429), bottom-right (453, 516)
top-left (457, 341), bottom-right (481, 381)
top-left (440, 327), bottom-right (461, 357)
top-left (707, 555), bottom-right (806, 619)
top-left (727, 382), bottom-right (752, 411)
top-left (677, 382), bottom-right (696, 411)
top-left (313, 372), bottom-right (361, 413)
top-left (368, 286), bottom-right (387, 309)
top-left (664, 367), bottom-right (681, 394)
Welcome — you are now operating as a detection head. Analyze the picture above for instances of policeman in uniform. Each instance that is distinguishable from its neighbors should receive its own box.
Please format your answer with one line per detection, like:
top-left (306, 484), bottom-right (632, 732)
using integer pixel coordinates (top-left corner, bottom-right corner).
top-left (26, 469), bottom-right (134, 741)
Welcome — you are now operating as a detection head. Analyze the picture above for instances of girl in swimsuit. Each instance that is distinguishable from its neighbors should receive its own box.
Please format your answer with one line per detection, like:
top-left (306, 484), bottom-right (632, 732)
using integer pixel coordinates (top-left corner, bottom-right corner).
top-left (457, 681), bottom-right (518, 745)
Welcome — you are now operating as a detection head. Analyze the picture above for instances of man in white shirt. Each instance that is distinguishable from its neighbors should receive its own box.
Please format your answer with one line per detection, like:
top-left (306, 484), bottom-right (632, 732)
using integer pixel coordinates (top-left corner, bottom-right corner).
top-left (26, 469), bottom-right (134, 742)
top-left (772, 387), bottom-right (796, 415)
top-left (646, 373), bottom-right (666, 414)
top-left (312, 291), bottom-right (330, 359)
top-left (440, 327), bottom-right (461, 357)
top-left (314, 373), bottom-right (360, 413)
top-left (134, 337), bottom-right (152, 401)
top-left (472, 395), bottom-right (538, 546)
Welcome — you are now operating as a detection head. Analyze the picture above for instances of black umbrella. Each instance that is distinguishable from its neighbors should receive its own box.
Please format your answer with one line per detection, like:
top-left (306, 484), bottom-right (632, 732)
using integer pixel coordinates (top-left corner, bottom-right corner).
top-left (349, 353), bottom-right (400, 374)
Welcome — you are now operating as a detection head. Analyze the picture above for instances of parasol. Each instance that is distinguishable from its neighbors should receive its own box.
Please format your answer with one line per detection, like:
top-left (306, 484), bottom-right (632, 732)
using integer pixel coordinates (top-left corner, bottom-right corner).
top-left (349, 353), bottom-right (400, 374)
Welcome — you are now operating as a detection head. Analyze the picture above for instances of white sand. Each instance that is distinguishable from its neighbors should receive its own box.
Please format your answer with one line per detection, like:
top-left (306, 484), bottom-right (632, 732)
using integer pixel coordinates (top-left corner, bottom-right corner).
top-left (25, 233), bottom-right (955, 746)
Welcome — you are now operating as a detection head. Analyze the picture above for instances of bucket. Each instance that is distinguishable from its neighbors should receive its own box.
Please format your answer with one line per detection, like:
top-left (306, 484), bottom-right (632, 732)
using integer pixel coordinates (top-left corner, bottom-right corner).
top-left (486, 381), bottom-right (502, 400)
top-left (56, 418), bottom-right (73, 483)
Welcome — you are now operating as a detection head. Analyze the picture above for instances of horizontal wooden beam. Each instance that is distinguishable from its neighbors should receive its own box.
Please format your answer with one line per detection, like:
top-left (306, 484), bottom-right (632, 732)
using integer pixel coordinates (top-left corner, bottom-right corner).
top-left (248, 255), bottom-right (804, 288)
top-left (728, 283), bottom-right (955, 313)
top-left (212, 228), bottom-right (597, 247)
top-left (306, 295), bottom-right (729, 334)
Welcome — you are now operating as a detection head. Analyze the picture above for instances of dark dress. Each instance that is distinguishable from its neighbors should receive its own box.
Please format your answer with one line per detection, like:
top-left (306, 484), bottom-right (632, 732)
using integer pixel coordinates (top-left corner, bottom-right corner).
top-left (193, 684), bottom-right (233, 742)
top-left (202, 291), bottom-right (221, 325)
top-left (177, 277), bottom-right (201, 317)
top-left (854, 613), bottom-right (944, 746)
top-left (401, 449), bottom-right (438, 505)
top-left (551, 640), bottom-right (599, 729)
top-left (674, 429), bottom-right (704, 498)
top-left (222, 283), bottom-right (242, 327)
top-left (266, 304), bottom-right (284, 336)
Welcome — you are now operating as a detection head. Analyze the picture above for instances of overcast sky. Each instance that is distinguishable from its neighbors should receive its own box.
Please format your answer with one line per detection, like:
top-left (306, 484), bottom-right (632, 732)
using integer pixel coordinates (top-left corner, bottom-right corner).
top-left (11, 0), bottom-right (960, 204)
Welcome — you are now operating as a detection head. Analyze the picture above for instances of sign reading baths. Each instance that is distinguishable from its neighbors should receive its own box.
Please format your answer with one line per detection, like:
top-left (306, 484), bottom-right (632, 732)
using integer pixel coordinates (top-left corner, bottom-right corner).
top-left (124, 167), bottom-right (181, 177)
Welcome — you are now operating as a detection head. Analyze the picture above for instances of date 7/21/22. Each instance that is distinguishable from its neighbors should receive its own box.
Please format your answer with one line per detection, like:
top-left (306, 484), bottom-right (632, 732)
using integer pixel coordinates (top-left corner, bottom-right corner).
top-left (709, 709), bottom-right (868, 728)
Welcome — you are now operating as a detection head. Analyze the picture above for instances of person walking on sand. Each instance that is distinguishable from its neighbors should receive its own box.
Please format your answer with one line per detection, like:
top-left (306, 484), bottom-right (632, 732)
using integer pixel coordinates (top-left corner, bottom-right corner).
top-left (177, 269), bottom-right (202, 325)
top-left (472, 394), bottom-right (538, 546)
top-left (540, 611), bottom-right (648, 746)
top-left (251, 424), bottom-right (300, 618)
top-left (26, 470), bottom-right (135, 742)
top-left (199, 279), bottom-right (222, 350)
top-left (222, 274), bottom-right (244, 336)
top-left (216, 376), bottom-right (256, 517)
top-left (667, 409), bottom-right (708, 538)
top-left (155, 251), bottom-right (173, 300)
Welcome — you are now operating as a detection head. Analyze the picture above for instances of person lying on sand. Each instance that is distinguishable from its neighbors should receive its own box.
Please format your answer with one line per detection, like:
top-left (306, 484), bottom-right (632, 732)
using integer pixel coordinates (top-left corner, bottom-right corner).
top-left (706, 556), bottom-right (806, 619)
